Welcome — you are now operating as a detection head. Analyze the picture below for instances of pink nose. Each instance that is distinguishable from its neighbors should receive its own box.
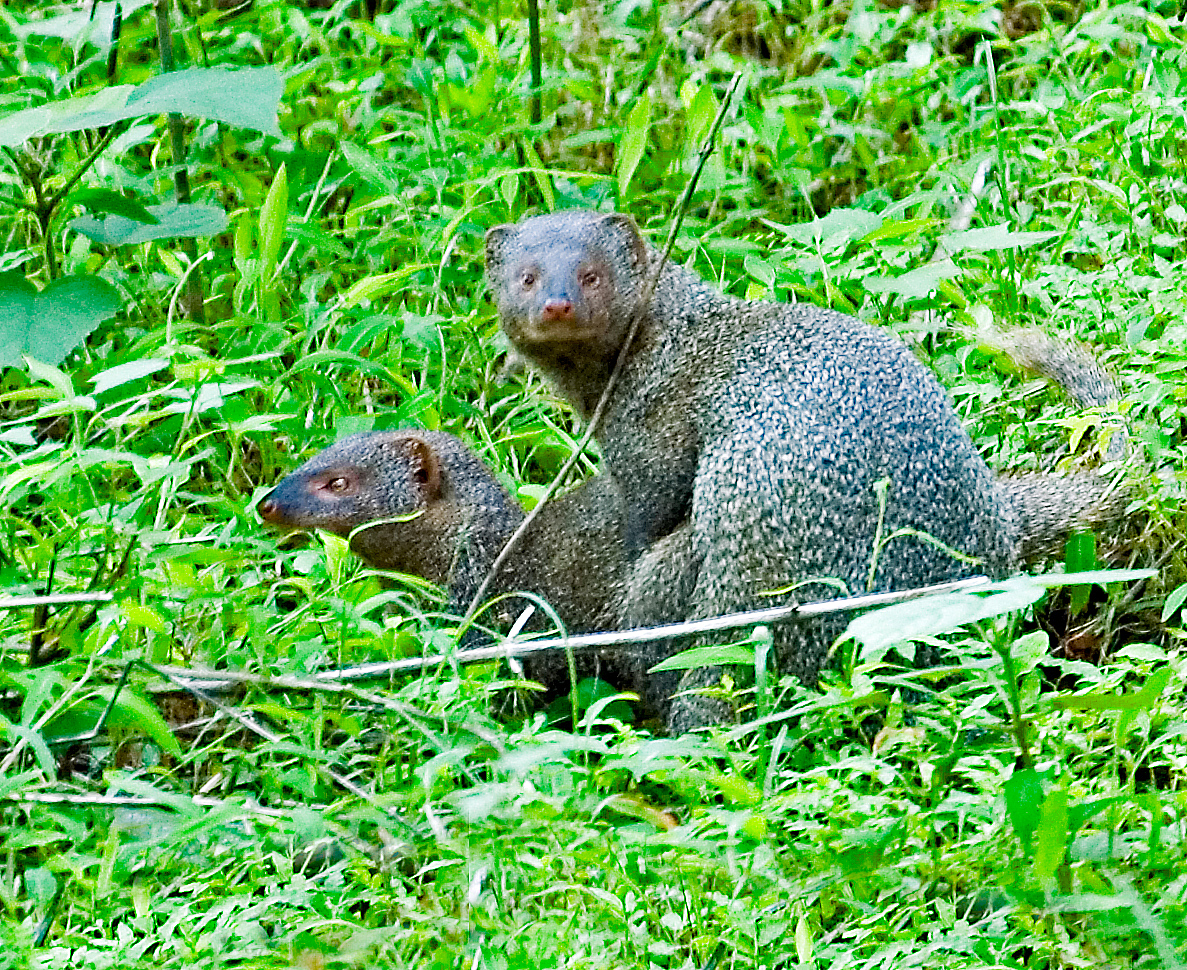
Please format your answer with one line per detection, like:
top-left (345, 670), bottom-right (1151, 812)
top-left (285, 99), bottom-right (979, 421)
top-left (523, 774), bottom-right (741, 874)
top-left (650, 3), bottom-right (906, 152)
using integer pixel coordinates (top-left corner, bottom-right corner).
top-left (257, 495), bottom-right (278, 520)
top-left (542, 298), bottom-right (573, 322)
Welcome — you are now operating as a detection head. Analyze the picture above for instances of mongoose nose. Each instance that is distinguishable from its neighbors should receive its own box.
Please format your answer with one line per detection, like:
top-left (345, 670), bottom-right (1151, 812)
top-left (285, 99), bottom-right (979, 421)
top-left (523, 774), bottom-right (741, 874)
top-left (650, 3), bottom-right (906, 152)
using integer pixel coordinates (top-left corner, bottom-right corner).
top-left (257, 494), bottom-right (278, 521)
top-left (542, 297), bottom-right (574, 322)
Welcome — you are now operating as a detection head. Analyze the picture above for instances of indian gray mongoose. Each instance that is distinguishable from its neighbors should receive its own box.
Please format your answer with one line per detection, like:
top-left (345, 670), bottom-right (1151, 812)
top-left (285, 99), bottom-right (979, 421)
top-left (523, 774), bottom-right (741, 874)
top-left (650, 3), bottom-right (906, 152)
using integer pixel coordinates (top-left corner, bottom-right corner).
top-left (485, 209), bottom-right (1128, 732)
top-left (256, 429), bottom-right (675, 713)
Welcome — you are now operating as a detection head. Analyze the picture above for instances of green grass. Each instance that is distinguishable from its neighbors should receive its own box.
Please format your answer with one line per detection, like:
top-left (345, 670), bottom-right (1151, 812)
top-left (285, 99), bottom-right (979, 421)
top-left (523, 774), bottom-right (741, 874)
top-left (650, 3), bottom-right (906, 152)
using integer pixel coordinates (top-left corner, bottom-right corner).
top-left (0, 0), bottom-right (1185, 967)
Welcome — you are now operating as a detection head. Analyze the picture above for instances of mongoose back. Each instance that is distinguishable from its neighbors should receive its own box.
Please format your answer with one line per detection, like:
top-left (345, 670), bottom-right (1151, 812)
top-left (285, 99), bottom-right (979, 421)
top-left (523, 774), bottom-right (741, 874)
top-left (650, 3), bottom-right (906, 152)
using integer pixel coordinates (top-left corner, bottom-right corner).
top-left (256, 429), bottom-right (671, 710)
top-left (486, 210), bottom-right (1127, 731)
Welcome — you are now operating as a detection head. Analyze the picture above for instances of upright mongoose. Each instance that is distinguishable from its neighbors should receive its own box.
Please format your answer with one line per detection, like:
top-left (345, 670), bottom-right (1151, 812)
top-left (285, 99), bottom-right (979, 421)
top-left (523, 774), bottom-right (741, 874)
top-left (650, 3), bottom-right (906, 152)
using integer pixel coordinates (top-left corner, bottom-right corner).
top-left (256, 429), bottom-right (678, 713)
top-left (485, 210), bottom-right (1127, 731)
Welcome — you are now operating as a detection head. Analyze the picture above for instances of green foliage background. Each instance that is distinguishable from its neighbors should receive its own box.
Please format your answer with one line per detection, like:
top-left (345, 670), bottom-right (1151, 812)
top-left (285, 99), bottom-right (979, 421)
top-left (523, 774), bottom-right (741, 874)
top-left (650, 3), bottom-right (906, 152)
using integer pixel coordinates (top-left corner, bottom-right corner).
top-left (0, 0), bottom-right (1185, 967)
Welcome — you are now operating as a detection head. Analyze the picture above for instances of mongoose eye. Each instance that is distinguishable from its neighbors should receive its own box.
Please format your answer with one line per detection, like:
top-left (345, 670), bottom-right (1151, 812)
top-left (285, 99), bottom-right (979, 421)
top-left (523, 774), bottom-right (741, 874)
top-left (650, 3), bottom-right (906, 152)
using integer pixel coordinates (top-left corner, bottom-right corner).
top-left (581, 271), bottom-right (600, 288)
top-left (520, 270), bottom-right (537, 288)
top-left (326, 477), bottom-right (350, 493)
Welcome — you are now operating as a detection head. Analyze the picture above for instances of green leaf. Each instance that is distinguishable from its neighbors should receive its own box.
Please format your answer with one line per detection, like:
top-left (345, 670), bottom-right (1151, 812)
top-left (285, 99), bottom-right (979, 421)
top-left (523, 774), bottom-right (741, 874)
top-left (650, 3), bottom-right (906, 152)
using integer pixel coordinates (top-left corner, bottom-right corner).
top-left (649, 643), bottom-right (756, 673)
top-left (121, 601), bottom-right (169, 634)
top-left (340, 141), bottom-right (400, 193)
top-left (67, 188), bottom-right (160, 224)
top-left (1054, 665), bottom-right (1172, 711)
top-left (1065, 532), bottom-right (1097, 612)
top-left (768, 207), bottom-right (883, 248)
top-left (89, 358), bottom-right (169, 395)
top-left (0, 271), bottom-right (122, 368)
top-left (943, 224), bottom-right (1060, 252)
top-left (844, 578), bottom-right (1046, 655)
top-left (1011, 629), bottom-right (1050, 675)
top-left (340, 265), bottom-right (433, 308)
top-left (1004, 767), bottom-right (1044, 852)
top-left (616, 91), bottom-right (651, 198)
top-left (863, 261), bottom-right (962, 300)
top-left (70, 202), bottom-right (227, 245)
top-left (126, 67), bottom-right (283, 135)
top-left (0, 67), bottom-right (283, 146)
top-left (794, 915), bottom-right (814, 964)
top-left (101, 687), bottom-right (184, 759)
top-left (684, 83), bottom-right (718, 146)
top-left (1033, 786), bottom-right (1069, 882)
top-left (259, 163), bottom-right (289, 283)
top-left (861, 217), bottom-right (945, 242)
top-left (0, 716), bottom-right (56, 773)
top-left (1031, 568), bottom-right (1157, 588)
top-left (1161, 581), bottom-right (1187, 623)
top-left (521, 140), bottom-right (555, 212)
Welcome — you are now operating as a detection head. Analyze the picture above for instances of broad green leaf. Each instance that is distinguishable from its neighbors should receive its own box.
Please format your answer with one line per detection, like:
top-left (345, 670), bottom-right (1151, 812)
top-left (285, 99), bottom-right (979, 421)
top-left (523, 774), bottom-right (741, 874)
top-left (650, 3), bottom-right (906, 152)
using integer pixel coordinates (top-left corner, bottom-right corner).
top-left (0, 67), bottom-right (283, 146)
top-left (649, 643), bottom-right (756, 672)
top-left (844, 578), bottom-right (1045, 655)
top-left (67, 188), bottom-right (160, 224)
top-left (23, 356), bottom-right (75, 398)
top-left (768, 207), bottom-right (883, 248)
top-left (710, 772), bottom-right (762, 806)
top-left (340, 141), bottom-right (399, 193)
top-left (1064, 532), bottom-right (1098, 573)
top-left (0, 717), bottom-right (55, 773)
top-left (616, 91), bottom-right (651, 197)
top-left (863, 261), bottom-right (962, 300)
top-left (286, 350), bottom-right (415, 393)
top-left (0, 271), bottom-right (122, 368)
top-left (70, 202), bottom-right (227, 245)
top-left (0, 87), bottom-right (131, 143)
top-left (126, 67), bottom-right (283, 135)
top-left (1004, 767), bottom-right (1043, 852)
top-left (464, 24), bottom-right (498, 61)
top-left (744, 255), bottom-right (775, 288)
top-left (1011, 630), bottom-right (1051, 675)
top-left (943, 224), bottom-right (1060, 251)
top-left (14, 0), bottom-right (150, 42)
top-left (500, 172), bottom-right (519, 209)
top-left (23, 868), bottom-right (56, 909)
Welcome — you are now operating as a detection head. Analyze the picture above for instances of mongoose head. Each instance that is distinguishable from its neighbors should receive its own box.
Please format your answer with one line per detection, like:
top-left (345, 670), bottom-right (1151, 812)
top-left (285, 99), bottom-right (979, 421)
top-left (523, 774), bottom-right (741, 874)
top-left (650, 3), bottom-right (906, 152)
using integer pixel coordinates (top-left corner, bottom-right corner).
top-left (257, 430), bottom-right (446, 539)
top-left (257, 432), bottom-right (522, 581)
top-left (485, 210), bottom-right (649, 356)
top-left (257, 430), bottom-right (520, 583)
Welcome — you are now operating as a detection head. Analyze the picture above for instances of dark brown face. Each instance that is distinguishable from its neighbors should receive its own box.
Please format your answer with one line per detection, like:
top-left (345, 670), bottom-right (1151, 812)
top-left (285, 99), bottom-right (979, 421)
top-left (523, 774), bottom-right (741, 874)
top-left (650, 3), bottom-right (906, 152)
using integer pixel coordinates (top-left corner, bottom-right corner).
top-left (256, 462), bottom-right (373, 537)
top-left (256, 432), bottom-right (439, 538)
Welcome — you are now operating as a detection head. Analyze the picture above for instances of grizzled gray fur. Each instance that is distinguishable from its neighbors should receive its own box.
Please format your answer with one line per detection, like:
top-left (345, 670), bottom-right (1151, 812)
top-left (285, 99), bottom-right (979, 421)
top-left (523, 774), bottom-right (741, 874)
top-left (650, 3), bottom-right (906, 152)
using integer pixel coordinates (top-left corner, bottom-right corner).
top-left (257, 429), bottom-right (674, 712)
top-left (485, 210), bottom-right (1127, 733)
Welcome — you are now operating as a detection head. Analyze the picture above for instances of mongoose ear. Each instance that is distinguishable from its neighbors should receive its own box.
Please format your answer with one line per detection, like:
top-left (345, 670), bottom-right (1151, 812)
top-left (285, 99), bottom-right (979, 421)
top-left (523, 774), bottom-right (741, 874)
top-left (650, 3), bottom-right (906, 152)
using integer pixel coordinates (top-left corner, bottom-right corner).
top-left (401, 434), bottom-right (442, 497)
top-left (598, 213), bottom-right (648, 271)
top-left (485, 224), bottom-right (515, 275)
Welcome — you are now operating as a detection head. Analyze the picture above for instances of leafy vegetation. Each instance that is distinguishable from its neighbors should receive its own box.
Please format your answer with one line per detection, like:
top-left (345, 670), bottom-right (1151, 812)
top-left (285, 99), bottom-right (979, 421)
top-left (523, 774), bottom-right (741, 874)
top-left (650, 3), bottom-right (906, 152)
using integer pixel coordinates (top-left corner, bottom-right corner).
top-left (1, 0), bottom-right (1185, 967)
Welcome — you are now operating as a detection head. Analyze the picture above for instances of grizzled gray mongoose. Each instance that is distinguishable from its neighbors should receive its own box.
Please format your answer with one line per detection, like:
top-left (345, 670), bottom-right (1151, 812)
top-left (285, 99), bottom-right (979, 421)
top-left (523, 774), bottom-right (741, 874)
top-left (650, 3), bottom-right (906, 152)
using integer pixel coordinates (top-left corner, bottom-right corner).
top-left (256, 429), bottom-right (679, 714)
top-left (485, 209), bottom-right (1128, 732)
